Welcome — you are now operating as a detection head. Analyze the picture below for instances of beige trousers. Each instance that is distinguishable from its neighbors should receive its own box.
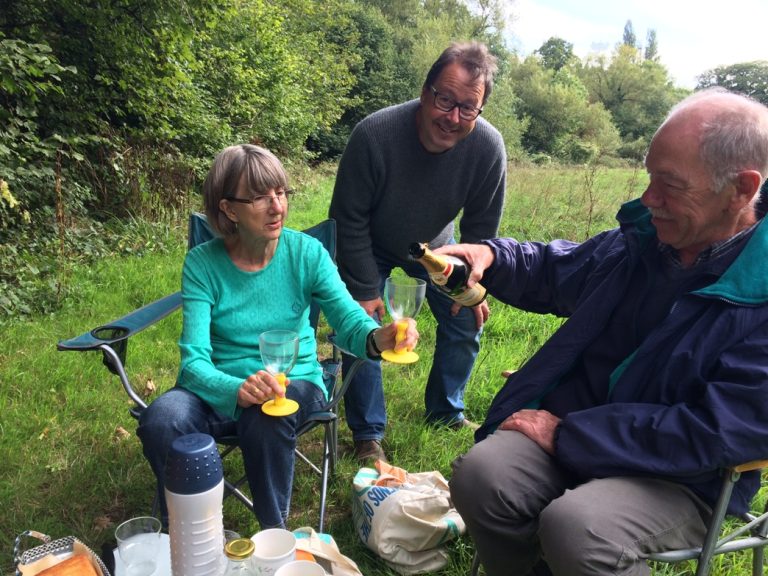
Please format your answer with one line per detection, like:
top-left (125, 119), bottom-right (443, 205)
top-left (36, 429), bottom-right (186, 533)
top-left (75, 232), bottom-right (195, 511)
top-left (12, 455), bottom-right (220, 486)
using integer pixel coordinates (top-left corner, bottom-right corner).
top-left (450, 430), bottom-right (711, 576)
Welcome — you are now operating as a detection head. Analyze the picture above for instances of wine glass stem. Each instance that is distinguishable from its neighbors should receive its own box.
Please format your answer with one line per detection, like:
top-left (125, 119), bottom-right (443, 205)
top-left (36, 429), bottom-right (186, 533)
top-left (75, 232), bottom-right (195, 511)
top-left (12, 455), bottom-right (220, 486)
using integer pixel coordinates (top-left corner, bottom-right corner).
top-left (275, 373), bottom-right (287, 405)
top-left (394, 319), bottom-right (408, 354)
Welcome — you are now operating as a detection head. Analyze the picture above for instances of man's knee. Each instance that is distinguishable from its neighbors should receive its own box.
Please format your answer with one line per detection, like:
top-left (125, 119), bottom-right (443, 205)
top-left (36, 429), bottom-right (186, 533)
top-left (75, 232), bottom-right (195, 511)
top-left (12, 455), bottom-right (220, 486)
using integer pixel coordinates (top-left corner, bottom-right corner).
top-left (450, 446), bottom-right (496, 518)
top-left (539, 491), bottom-right (648, 576)
top-left (450, 439), bottom-right (524, 528)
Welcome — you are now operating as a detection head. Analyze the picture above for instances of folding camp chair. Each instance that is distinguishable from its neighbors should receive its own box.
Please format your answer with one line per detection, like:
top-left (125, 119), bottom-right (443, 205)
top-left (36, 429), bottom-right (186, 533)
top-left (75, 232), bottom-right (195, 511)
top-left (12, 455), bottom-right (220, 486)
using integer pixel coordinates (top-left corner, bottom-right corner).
top-left (57, 214), bottom-right (363, 532)
top-left (646, 460), bottom-right (768, 575)
top-left (468, 460), bottom-right (768, 576)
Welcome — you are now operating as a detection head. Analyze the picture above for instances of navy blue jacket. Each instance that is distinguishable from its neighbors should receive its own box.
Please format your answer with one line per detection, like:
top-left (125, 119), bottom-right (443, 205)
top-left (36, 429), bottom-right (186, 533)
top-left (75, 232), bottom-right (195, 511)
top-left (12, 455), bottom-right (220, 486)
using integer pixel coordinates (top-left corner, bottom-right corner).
top-left (477, 199), bottom-right (768, 514)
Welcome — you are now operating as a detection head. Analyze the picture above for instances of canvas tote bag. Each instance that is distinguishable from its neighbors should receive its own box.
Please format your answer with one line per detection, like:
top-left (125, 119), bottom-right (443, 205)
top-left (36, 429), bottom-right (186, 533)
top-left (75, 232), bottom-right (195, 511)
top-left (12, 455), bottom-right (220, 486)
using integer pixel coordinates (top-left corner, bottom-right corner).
top-left (351, 462), bottom-right (465, 574)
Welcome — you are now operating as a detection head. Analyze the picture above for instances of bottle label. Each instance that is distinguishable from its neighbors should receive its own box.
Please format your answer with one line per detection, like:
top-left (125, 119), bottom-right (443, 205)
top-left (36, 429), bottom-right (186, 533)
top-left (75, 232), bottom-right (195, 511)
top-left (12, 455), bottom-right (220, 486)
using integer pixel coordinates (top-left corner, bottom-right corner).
top-left (427, 261), bottom-right (452, 286)
top-left (448, 284), bottom-right (487, 307)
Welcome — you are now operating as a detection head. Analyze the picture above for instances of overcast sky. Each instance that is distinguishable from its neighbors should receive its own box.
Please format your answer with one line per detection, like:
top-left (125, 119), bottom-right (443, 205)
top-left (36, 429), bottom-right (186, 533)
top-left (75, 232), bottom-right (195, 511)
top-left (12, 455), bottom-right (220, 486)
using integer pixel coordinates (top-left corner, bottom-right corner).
top-left (505, 0), bottom-right (768, 88)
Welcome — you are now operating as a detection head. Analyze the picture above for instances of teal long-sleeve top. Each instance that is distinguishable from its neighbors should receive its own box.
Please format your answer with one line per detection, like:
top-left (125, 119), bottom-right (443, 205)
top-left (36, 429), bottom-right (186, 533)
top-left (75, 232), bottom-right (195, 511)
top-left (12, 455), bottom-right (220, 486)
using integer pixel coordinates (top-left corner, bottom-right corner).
top-left (177, 228), bottom-right (379, 420)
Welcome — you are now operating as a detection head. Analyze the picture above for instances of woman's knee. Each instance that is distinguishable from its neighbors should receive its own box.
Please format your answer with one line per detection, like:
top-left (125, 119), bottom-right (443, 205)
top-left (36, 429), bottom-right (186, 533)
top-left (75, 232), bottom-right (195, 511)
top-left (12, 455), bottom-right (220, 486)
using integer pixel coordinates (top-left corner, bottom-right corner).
top-left (138, 388), bottom-right (205, 437)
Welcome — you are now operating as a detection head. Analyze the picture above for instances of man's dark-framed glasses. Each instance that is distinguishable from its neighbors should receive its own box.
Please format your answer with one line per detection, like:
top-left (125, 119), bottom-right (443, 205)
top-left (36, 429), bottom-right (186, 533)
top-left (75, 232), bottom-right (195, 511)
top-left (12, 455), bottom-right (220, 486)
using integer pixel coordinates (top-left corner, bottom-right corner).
top-left (429, 86), bottom-right (483, 121)
top-left (225, 189), bottom-right (294, 211)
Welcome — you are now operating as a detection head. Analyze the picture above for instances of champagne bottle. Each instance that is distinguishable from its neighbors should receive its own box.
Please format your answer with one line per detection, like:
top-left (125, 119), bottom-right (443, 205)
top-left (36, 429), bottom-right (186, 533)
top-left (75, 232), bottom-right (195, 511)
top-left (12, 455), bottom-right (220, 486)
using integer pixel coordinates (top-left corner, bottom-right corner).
top-left (408, 242), bottom-right (487, 307)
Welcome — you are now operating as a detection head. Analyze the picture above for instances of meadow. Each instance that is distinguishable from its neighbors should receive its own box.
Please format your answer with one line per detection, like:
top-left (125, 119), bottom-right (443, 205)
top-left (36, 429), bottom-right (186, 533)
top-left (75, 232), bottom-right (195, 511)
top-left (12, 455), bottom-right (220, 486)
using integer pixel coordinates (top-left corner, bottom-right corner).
top-left (2, 165), bottom-right (759, 575)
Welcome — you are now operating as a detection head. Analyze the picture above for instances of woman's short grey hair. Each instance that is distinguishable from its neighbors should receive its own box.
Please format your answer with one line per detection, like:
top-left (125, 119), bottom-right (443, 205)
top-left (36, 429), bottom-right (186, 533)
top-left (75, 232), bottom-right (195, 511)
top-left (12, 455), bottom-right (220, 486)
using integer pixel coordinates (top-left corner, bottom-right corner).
top-left (665, 88), bottom-right (768, 194)
top-left (424, 41), bottom-right (498, 104)
top-left (203, 144), bottom-right (289, 237)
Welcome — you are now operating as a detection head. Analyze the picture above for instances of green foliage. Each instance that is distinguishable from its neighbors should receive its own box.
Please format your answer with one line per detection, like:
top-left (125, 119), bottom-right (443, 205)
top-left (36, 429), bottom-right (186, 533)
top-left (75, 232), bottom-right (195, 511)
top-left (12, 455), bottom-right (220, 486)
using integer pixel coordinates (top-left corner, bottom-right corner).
top-left (481, 69), bottom-right (528, 162)
top-left (697, 61), bottom-right (768, 105)
top-left (535, 36), bottom-right (575, 71)
top-left (307, 1), bottom-right (415, 159)
top-left (644, 29), bottom-right (659, 62)
top-left (510, 57), bottom-right (620, 163)
top-left (580, 45), bottom-right (688, 159)
top-left (622, 20), bottom-right (638, 48)
top-left (0, 38), bottom-right (78, 204)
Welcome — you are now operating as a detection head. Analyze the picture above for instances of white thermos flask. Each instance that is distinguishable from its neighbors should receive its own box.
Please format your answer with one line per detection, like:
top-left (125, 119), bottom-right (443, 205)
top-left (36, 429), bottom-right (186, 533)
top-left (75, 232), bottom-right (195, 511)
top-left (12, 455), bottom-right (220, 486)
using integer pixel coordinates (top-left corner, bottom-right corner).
top-left (165, 433), bottom-right (225, 576)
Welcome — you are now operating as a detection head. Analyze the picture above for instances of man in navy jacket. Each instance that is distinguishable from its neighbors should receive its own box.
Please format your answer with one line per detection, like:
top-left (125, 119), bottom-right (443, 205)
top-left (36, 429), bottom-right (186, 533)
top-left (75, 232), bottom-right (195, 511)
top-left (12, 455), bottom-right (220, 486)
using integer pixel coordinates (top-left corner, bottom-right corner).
top-left (445, 89), bottom-right (768, 576)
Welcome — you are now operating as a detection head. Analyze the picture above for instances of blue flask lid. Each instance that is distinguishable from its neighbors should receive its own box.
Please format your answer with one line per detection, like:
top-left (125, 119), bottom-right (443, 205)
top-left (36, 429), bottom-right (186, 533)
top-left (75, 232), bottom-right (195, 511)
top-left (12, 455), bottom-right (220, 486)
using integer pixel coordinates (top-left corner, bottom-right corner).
top-left (164, 433), bottom-right (223, 494)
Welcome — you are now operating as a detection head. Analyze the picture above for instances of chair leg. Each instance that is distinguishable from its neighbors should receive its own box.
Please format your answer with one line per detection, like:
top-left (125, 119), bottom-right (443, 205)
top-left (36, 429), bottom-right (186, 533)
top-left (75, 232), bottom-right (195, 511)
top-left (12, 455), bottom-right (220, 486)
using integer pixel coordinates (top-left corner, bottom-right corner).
top-left (318, 426), bottom-right (332, 533)
top-left (328, 418), bottom-right (338, 477)
top-left (694, 469), bottom-right (740, 576)
top-left (753, 547), bottom-right (764, 576)
top-left (224, 478), bottom-right (254, 511)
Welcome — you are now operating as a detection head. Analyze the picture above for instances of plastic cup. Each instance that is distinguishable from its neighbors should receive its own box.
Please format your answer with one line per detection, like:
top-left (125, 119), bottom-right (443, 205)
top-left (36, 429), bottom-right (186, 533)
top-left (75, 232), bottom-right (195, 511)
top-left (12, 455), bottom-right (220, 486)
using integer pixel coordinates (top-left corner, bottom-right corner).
top-left (274, 560), bottom-right (326, 576)
top-left (250, 529), bottom-right (297, 576)
top-left (115, 516), bottom-right (162, 576)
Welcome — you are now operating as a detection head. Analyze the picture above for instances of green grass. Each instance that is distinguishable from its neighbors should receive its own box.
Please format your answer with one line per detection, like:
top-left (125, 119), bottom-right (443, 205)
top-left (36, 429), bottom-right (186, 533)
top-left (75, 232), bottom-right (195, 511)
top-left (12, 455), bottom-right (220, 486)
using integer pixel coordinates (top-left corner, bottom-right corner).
top-left (2, 164), bottom-right (763, 576)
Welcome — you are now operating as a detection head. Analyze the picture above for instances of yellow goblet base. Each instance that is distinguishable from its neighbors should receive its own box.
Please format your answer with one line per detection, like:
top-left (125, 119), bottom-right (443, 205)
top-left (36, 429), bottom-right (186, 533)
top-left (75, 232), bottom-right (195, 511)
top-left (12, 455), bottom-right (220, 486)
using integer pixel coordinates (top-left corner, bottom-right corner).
top-left (262, 398), bottom-right (299, 416)
top-left (381, 348), bottom-right (419, 364)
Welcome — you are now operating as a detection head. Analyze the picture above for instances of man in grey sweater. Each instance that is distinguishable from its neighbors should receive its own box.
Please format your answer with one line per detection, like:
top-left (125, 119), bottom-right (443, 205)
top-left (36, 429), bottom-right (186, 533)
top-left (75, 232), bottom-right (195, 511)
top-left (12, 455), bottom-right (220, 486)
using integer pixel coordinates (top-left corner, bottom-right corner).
top-left (329, 41), bottom-right (507, 461)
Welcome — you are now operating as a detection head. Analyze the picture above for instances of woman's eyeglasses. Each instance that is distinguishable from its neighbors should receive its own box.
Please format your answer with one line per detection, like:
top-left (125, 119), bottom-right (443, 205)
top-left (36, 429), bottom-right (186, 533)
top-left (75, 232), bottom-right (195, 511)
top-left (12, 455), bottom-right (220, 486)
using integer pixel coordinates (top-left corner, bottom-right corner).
top-left (225, 189), bottom-right (294, 211)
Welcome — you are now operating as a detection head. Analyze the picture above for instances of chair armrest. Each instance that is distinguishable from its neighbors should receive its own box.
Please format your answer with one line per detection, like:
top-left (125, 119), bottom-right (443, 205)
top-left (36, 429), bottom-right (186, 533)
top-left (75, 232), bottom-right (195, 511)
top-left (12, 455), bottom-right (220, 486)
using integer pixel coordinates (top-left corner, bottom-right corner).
top-left (57, 291), bottom-right (182, 353)
top-left (733, 460), bottom-right (768, 473)
top-left (57, 291), bottom-right (182, 410)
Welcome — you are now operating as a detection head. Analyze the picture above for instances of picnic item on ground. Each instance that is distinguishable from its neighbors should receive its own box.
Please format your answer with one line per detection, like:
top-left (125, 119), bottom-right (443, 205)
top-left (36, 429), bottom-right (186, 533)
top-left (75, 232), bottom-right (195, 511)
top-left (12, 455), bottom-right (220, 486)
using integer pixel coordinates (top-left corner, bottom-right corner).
top-left (36, 554), bottom-right (98, 576)
top-left (274, 560), bottom-right (326, 576)
top-left (293, 528), bottom-right (362, 576)
top-left (14, 531), bottom-right (111, 576)
top-left (165, 433), bottom-right (225, 576)
top-left (224, 538), bottom-right (257, 576)
top-left (250, 528), bottom-right (297, 576)
top-left (352, 461), bottom-right (465, 574)
top-left (114, 516), bottom-right (162, 576)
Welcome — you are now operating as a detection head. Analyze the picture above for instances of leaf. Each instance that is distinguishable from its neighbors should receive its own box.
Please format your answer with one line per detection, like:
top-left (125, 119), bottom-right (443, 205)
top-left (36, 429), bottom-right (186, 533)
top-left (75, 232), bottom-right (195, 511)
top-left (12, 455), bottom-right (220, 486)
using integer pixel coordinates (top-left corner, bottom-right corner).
top-left (114, 426), bottom-right (131, 441)
top-left (143, 378), bottom-right (156, 398)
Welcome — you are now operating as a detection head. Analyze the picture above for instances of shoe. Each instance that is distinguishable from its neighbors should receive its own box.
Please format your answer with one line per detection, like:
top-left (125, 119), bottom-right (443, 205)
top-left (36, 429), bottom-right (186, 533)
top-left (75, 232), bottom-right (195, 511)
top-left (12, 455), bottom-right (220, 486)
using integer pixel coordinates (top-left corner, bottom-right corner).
top-left (354, 439), bottom-right (388, 463)
top-left (448, 418), bottom-right (480, 431)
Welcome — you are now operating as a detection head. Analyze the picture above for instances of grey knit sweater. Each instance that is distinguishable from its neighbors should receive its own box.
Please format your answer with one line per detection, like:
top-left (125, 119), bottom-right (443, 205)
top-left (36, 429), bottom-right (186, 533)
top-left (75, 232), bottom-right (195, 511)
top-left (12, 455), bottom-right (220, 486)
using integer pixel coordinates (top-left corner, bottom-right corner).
top-left (329, 99), bottom-right (507, 301)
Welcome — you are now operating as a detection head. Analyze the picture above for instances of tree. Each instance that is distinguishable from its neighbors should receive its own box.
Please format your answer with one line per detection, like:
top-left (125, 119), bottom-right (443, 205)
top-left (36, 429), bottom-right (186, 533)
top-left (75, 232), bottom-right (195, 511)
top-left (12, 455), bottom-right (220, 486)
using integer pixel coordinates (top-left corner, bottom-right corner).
top-left (644, 29), bottom-right (659, 61)
top-left (536, 37), bottom-right (575, 72)
top-left (697, 61), bottom-right (768, 105)
top-left (511, 57), bottom-right (620, 163)
top-left (307, 2), bottom-right (414, 158)
top-left (580, 45), bottom-right (687, 160)
top-left (622, 20), bottom-right (637, 49)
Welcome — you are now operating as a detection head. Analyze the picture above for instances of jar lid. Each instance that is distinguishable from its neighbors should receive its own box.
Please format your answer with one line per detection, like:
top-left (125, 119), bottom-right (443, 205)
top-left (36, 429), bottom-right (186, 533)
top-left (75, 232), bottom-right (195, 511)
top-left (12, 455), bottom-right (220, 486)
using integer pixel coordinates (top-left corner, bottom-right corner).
top-left (225, 538), bottom-right (255, 560)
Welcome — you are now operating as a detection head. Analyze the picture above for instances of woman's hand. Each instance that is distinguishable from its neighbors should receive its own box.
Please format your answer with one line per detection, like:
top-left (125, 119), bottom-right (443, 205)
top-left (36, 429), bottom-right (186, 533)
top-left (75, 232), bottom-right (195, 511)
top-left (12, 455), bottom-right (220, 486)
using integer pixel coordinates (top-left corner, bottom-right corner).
top-left (237, 371), bottom-right (288, 408)
top-left (376, 317), bottom-right (419, 353)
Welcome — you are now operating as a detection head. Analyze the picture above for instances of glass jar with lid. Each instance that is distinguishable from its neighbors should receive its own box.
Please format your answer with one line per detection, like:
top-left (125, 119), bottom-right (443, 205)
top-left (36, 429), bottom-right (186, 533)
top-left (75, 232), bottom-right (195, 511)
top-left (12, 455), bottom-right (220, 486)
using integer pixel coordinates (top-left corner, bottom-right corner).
top-left (223, 538), bottom-right (256, 576)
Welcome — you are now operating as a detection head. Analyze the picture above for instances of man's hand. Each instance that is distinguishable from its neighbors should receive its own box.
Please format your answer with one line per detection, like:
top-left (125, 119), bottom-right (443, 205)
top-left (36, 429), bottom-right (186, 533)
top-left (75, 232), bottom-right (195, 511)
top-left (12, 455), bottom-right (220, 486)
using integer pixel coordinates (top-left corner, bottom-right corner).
top-left (450, 299), bottom-right (490, 329)
top-left (358, 297), bottom-right (385, 320)
top-left (434, 243), bottom-right (495, 288)
top-left (499, 409), bottom-right (561, 455)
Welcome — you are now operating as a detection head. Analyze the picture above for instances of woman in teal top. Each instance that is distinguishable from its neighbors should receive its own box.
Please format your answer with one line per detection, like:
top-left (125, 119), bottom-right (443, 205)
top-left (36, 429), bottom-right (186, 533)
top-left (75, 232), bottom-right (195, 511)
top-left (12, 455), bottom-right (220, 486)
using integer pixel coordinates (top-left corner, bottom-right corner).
top-left (137, 144), bottom-right (418, 529)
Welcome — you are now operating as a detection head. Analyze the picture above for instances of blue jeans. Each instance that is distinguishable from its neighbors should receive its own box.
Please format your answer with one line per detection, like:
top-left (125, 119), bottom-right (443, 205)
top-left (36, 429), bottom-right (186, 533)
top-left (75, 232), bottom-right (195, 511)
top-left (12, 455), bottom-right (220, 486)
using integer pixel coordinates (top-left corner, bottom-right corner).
top-left (137, 381), bottom-right (325, 529)
top-left (343, 260), bottom-right (482, 440)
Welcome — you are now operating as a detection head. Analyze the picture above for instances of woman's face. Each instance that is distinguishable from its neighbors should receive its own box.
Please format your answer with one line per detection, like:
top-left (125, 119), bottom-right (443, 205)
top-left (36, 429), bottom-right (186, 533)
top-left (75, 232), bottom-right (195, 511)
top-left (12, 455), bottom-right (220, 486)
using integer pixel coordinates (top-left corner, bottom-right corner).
top-left (221, 178), bottom-right (289, 242)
